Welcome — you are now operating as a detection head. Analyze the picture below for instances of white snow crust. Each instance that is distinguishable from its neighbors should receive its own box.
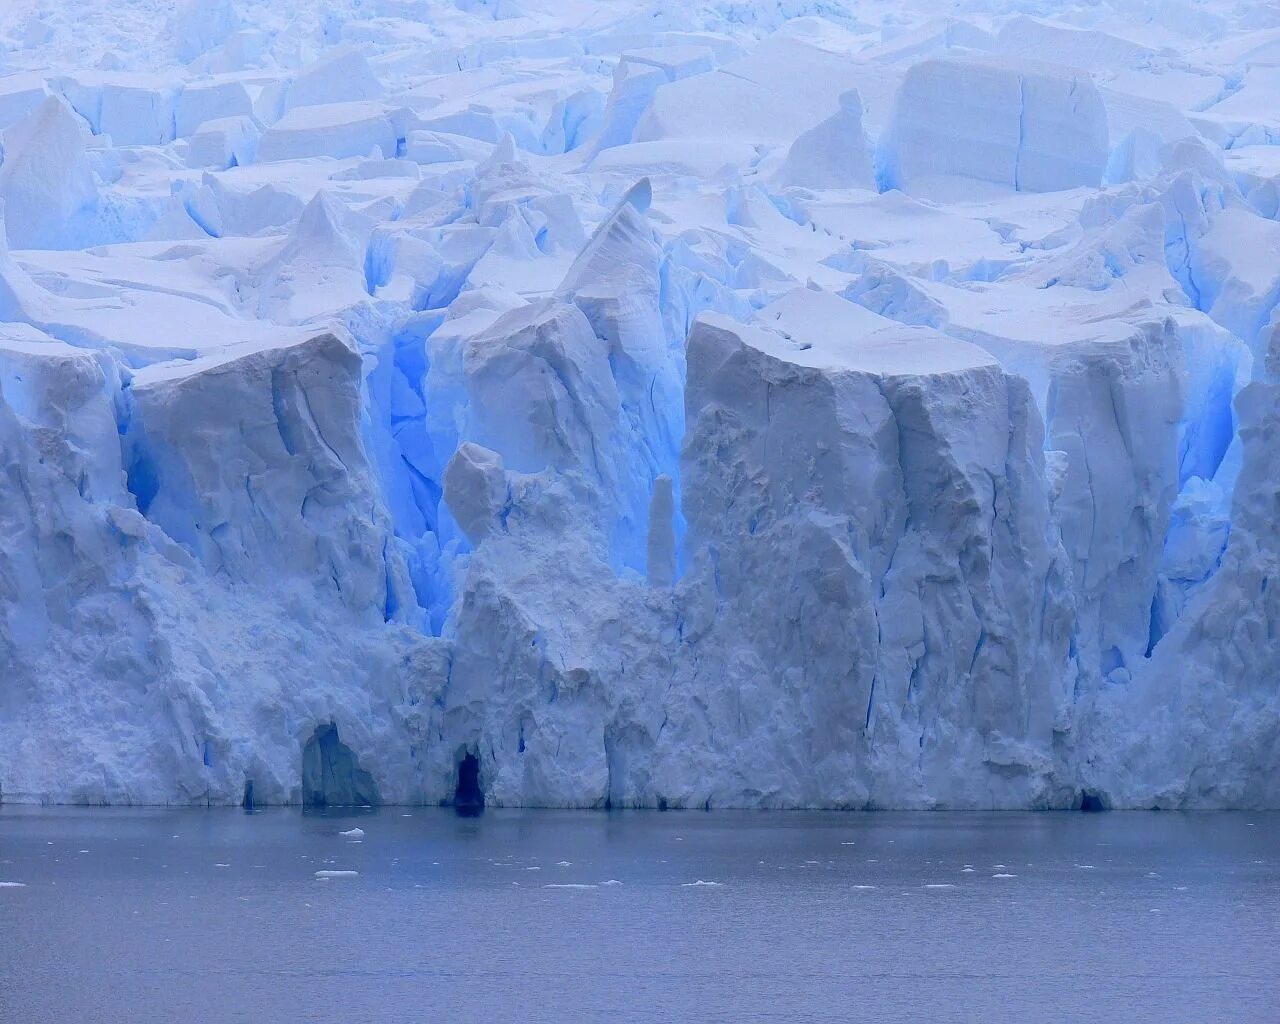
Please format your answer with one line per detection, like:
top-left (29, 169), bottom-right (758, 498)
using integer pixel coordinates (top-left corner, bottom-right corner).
top-left (0, 0), bottom-right (1278, 809)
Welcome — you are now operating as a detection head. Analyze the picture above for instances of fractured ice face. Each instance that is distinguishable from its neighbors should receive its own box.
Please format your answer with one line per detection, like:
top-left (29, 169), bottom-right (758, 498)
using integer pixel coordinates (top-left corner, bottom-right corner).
top-left (0, 0), bottom-right (1278, 810)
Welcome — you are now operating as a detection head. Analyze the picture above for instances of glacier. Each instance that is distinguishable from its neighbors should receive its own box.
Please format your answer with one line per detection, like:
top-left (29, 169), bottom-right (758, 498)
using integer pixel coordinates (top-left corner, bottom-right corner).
top-left (0, 0), bottom-right (1279, 809)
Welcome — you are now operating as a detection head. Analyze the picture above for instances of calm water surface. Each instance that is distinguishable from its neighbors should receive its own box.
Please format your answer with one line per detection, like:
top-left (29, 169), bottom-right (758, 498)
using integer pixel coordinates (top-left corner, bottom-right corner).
top-left (1, 808), bottom-right (1277, 1023)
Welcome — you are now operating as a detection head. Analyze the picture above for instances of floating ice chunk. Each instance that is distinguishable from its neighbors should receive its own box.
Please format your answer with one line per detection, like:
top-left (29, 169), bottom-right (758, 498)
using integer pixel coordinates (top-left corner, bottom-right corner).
top-left (681, 880), bottom-right (723, 887)
top-left (924, 884), bottom-right (956, 889)
top-left (0, 882), bottom-right (27, 888)
top-left (314, 870), bottom-right (359, 879)
top-left (992, 873), bottom-right (1017, 879)
top-left (600, 879), bottom-right (623, 886)
top-left (338, 828), bottom-right (365, 838)
top-left (543, 883), bottom-right (596, 889)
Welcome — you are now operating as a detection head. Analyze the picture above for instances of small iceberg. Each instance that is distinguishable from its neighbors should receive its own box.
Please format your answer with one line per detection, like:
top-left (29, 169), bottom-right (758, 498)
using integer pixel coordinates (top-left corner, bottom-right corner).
top-left (314, 870), bottom-right (359, 879)
top-left (339, 827), bottom-right (365, 838)
top-left (681, 880), bottom-right (723, 887)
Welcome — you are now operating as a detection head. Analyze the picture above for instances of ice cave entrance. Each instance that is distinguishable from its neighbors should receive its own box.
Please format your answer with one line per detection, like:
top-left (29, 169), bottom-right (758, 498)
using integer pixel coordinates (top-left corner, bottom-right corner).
top-left (1079, 791), bottom-right (1108, 813)
top-left (454, 753), bottom-right (484, 817)
top-left (301, 723), bottom-right (380, 808)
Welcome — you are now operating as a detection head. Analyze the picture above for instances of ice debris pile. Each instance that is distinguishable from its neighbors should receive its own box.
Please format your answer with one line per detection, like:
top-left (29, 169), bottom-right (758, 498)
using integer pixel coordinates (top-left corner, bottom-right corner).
top-left (1, 0), bottom-right (1279, 809)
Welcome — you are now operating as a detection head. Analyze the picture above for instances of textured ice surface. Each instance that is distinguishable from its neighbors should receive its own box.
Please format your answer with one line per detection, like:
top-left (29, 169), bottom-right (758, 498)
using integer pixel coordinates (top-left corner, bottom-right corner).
top-left (0, 0), bottom-right (1278, 809)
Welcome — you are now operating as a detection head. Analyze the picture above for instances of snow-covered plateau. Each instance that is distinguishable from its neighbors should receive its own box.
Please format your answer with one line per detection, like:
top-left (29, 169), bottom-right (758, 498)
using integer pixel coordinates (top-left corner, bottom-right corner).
top-left (1, 0), bottom-right (1279, 809)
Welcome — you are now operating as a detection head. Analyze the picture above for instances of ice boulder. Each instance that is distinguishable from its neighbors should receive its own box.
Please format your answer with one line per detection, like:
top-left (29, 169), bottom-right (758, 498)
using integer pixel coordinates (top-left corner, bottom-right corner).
top-left (879, 56), bottom-right (1109, 198)
top-left (443, 442), bottom-right (509, 543)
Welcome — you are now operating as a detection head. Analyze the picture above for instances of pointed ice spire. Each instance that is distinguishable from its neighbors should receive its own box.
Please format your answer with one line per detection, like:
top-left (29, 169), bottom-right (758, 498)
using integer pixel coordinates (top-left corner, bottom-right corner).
top-left (259, 191), bottom-right (367, 323)
top-left (274, 190), bottom-right (361, 269)
top-left (476, 131), bottom-right (520, 179)
top-left (556, 177), bottom-right (655, 301)
top-left (775, 90), bottom-right (875, 192)
top-left (0, 96), bottom-right (99, 250)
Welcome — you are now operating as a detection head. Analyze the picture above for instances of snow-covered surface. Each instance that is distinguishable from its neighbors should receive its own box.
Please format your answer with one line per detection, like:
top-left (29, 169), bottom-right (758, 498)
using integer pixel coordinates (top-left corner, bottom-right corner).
top-left (0, 0), bottom-right (1278, 809)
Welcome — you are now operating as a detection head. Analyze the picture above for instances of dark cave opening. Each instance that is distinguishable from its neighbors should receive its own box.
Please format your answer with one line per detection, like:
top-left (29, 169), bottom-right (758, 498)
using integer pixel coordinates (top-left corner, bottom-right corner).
top-left (1079, 790), bottom-right (1108, 813)
top-left (301, 723), bottom-right (380, 808)
top-left (454, 753), bottom-right (484, 817)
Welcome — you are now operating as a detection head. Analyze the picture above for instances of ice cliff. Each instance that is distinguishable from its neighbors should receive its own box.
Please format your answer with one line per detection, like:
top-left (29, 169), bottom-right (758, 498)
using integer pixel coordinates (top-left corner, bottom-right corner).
top-left (0, 0), bottom-right (1278, 809)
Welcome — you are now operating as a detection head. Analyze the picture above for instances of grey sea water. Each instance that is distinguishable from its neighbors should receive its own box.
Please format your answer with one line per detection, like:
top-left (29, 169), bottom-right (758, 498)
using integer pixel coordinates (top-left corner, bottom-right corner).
top-left (1, 808), bottom-right (1277, 1023)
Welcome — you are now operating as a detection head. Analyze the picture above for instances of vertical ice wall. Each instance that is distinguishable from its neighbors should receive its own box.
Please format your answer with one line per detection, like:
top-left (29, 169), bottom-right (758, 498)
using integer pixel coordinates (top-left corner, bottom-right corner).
top-left (0, 0), bottom-right (1276, 808)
